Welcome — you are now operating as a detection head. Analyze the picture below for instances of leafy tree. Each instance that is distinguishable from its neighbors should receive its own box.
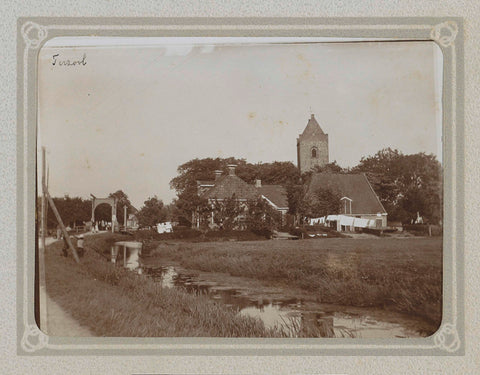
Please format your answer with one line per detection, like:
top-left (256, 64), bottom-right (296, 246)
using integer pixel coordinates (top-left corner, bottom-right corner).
top-left (94, 203), bottom-right (112, 222)
top-left (352, 148), bottom-right (442, 223)
top-left (246, 197), bottom-right (282, 232)
top-left (175, 185), bottom-right (210, 227)
top-left (170, 157), bottom-right (245, 195)
top-left (210, 194), bottom-right (244, 230)
top-left (299, 161), bottom-right (348, 185)
top-left (248, 161), bottom-right (301, 185)
top-left (109, 190), bottom-right (134, 226)
top-left (162, 201), bottom-right (181, 223)
top-left (137, 196), bottom-right (167, 228)
top-left (312, 161), bottom-right (346, 174)
top-left (38, 195), bottom-right (91, 229)
top-left (286, 183), bottom-right (305, 225)
top-left (286, 186), bottom-right (341, 222)
top-left (303, 187), bottom-right (342, 218)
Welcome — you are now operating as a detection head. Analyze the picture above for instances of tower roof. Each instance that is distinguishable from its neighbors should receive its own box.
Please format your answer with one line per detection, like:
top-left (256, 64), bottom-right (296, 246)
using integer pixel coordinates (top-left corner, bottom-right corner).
top-left (299, 114), bottom-right (326, 139)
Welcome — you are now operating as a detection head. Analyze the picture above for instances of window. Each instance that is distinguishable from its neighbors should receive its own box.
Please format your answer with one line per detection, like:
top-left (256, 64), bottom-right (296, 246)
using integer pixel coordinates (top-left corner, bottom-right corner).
top-left (311, 147), bottom-right (317, 158)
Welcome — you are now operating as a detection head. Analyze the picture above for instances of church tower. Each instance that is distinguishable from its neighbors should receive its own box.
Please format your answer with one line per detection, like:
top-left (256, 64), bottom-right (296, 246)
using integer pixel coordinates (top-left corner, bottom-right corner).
top-left (297, 114), bottom-right (329, 174)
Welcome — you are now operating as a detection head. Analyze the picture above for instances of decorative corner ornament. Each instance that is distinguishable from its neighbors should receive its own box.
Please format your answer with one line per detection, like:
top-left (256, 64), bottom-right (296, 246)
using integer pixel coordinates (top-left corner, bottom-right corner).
top-left (433, 323), bottom-right (461, 352)
top-left (21, 21), bottom-right (48, 49)
top-left (20, 324), bottom-right (49, 353)
top-left (430, 21), bottom-right (458, 48)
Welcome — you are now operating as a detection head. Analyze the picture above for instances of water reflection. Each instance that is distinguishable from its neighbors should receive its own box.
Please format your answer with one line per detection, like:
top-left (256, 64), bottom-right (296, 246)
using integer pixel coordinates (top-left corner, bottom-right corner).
top-left (142, 264), bottom-right (423, 338)
top-left (111, 241), bottom-right (143, 274)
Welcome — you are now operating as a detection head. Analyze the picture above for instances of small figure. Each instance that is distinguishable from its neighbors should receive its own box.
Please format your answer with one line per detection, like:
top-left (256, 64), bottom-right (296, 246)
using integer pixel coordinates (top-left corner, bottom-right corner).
top-left (74, 234), bottom-right (85, 257)
top-left (61, 236), bottom-right (69, 257)
top-left (56, 224), bottom-right (62, 239)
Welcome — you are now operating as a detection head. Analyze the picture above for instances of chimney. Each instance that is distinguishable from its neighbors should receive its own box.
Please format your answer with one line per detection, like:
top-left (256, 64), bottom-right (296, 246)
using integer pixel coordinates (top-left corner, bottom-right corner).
top-left (227, 164), bottom-right (237, 176)
top-left (255, 179), bottom-right (262, 188)
top-left (214, 170), bottom-right (222, 180)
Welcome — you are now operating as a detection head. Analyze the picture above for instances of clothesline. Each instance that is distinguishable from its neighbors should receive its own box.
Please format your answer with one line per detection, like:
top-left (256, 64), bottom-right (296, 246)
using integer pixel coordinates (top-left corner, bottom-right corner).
top-left (309, 215), bottom-right (377, 228)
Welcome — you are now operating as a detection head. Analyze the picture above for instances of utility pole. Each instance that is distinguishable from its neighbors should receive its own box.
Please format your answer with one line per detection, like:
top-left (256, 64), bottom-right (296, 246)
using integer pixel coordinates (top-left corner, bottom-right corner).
top-left (40, 150), bottom-right (80, 263)
top-left (44, 186), bottom-right (80, 263)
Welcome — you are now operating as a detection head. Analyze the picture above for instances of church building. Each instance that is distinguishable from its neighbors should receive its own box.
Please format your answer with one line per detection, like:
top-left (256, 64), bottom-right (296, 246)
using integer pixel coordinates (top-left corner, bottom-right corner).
top-left (297, 114), bottom-right (329, 174)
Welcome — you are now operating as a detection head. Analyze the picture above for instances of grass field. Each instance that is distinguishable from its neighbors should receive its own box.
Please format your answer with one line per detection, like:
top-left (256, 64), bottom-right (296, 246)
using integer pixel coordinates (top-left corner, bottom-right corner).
top-left (149, 237), bottom-right (443, 327)
top-left (44, 237), bottom-right (331, 337)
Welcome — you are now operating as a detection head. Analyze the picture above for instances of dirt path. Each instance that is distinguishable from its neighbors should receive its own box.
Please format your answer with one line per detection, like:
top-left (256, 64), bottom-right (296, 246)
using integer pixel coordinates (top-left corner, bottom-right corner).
top-left (40, 237), bottom-right (94, 336)
top-left (41, 286), bottom-right (93, 336)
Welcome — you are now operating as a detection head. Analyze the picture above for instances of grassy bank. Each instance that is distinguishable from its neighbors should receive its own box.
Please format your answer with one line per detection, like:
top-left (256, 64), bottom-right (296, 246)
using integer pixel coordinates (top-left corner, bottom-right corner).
top-left (149, 237), bottom-right (442, 328)
top-left (44, 236), bottom-right (328, 337)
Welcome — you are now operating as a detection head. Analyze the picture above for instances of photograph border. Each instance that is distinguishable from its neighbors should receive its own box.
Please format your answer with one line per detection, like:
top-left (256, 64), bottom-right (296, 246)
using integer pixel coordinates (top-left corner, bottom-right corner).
top-left (17, 17), bottom-right (464, 356)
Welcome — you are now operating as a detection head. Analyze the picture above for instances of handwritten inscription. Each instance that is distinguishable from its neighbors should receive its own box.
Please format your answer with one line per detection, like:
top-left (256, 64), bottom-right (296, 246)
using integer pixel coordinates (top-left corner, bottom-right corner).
top-left (52, 53), bottom-right (87, 67)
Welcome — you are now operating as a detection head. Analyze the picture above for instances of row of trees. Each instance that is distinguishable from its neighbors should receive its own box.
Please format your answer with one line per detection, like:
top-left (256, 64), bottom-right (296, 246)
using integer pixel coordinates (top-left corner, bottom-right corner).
top-left (39, 189), bottom-right (173, 230)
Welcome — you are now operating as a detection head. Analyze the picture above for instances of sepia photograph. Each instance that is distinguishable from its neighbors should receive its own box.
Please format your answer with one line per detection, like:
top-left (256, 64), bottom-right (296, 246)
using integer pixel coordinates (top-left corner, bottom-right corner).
top-left (36, 36), bottom-right (443, 339)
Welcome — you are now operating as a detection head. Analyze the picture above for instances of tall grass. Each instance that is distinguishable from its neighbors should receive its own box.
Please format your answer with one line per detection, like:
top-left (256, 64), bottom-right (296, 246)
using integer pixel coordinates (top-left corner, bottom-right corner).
top-left (44, 238), bottom-right (307, 337)
top-left (148, 237), bottom-right (442, 329)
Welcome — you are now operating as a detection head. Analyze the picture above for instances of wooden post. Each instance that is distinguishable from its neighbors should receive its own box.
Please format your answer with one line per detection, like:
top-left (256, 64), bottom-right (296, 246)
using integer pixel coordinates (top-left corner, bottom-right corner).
top-left (111, 198), bottom-right (116, 233)
top-left (43, 184), bottom-right (80, 263)
top-left (90, 194), bottom-right (95, 224)
top-left (45, 164), bottom-right (49, 231)
top-left (124, 205), bottom-right (127, 230)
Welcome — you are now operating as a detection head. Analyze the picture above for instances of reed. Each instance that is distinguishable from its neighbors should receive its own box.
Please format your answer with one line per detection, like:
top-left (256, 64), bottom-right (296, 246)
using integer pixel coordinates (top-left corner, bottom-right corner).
top-left (44, 239), bottom-right (296, 337)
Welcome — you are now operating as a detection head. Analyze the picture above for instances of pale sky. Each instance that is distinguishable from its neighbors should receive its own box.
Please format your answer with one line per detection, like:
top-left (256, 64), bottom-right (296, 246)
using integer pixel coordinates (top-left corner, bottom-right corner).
top-left (38, 38), bottom-right (443, 208)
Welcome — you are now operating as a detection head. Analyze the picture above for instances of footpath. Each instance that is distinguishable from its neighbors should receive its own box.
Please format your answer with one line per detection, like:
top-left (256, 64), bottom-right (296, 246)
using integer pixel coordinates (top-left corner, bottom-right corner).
top-left (39, 237), bottom-right (93, 336)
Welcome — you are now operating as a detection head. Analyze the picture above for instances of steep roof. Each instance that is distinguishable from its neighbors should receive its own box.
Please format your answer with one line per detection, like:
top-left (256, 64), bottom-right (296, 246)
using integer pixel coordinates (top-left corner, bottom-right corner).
top-left (257, 185), bottom-right (288, 209)
top-left (201, 175), bottom-right (260, 200)
top-left (298, 114), bottom-right (326, 140)
top-left (306, 173), bottom-right (387, 215)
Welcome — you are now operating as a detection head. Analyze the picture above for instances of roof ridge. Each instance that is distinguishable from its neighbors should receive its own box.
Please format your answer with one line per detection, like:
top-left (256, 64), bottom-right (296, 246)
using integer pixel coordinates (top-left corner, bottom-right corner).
top-left (361, 173), bottom-right (387, 214)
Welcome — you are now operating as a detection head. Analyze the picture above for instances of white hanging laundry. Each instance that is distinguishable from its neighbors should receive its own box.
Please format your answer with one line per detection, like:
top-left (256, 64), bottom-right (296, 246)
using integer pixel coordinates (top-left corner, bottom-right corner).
top-left (353, 218), bottom-right (370, 228)
top-left (367, 219), bottom-right (376, 228)
top-left (340, 215), bottom-right (355, 226)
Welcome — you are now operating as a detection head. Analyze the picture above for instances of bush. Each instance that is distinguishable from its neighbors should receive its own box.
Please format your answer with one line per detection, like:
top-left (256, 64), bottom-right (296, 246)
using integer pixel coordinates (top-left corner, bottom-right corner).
top-left (172, 227), bottom-right (203, 239)
top-left (289, 227), bottom-right (309, 239)
top-left (362, 228), bottom-right (385, 237)
top-left (288, 225), bottom-right (345, 239)
top-left (132, 227), bottom-right (203, 242)
top-left (403, 224), bottom-right (442, 237)
top-left (133, 229), bottom-right (163, 241)
top-left (250, 228), bottom-right (273, 239)
top-left (204, 229), bottom-right (268, 241)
